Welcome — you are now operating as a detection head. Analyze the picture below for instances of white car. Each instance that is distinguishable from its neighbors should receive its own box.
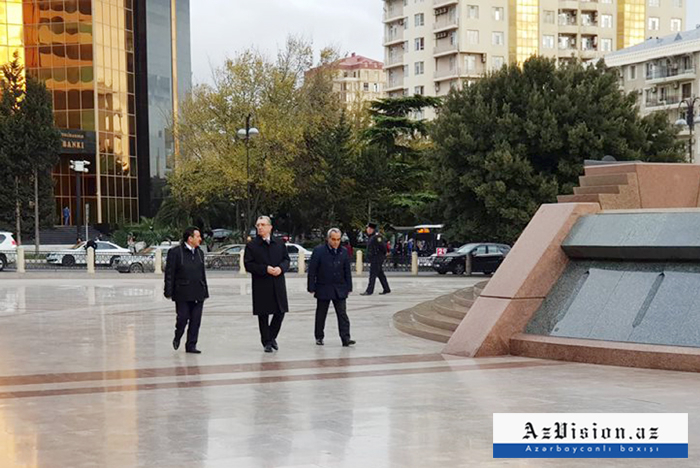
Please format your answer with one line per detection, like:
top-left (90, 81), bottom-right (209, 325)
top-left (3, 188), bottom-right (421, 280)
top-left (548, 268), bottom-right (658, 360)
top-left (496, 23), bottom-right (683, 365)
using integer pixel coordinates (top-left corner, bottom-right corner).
top-left (286, 243), bottom-right (312, 262)
top-left (47, 241), bottom-right (130, 267)
top-left (0, 231), bottom-right (17, 271)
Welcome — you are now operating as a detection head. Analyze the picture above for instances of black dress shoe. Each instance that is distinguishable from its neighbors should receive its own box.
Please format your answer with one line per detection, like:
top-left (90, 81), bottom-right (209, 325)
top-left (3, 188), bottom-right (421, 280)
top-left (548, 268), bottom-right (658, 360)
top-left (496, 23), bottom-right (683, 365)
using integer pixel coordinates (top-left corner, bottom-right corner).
top-left (342, 340), bottom-right (356, 347)
top-left (186, 349), bottom-right (201, 354)
top-left (316, 339), bottom-right (324, 346)
top-left (173, 337), bottom-right (181, 350)
top-left (271, 340), bottom-right (279, 350)
top-left (264, 345), bottom-right (274, 353)
top-left (379, 290), bottom-right (391, 295)
top-left (360, 292), bottom-right (372, 296)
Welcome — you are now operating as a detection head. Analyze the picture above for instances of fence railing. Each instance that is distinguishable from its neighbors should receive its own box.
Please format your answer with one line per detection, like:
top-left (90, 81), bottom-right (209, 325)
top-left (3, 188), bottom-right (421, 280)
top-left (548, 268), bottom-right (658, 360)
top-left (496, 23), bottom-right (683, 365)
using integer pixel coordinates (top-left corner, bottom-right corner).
top-left (1, 249), bottom-right (436, 275)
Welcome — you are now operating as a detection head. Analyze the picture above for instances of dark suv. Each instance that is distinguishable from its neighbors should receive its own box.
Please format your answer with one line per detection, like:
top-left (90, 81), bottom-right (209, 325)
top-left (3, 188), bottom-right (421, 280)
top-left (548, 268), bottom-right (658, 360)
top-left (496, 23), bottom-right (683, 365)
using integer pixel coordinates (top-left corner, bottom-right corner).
top-left (432, 243), bottom-right (511, 275)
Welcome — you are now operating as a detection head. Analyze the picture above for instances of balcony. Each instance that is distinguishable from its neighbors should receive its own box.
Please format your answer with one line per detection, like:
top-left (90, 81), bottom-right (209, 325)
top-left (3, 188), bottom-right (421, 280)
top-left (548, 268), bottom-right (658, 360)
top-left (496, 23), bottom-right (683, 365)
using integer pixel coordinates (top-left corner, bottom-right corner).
top-left (433, 14), bottom-right (458, 32)
top-left (434, 67), bottom-right (461, 81)
top-left (646, 92), bottom-right (682, 109)
top-left (385, 76), bottom-right (405, 92)
top-left (383, 29), bottom-right (404, 46)
top-left (383, 4), bottom-right (404, 22)
top-left (433, 0), bottom-right (459, 6)
top-left (384, 52), bottom-right (406, 68)
top-left (646, 67), bottom-right (697, 85)
top-left (433, 41), bottom-right (459, 57)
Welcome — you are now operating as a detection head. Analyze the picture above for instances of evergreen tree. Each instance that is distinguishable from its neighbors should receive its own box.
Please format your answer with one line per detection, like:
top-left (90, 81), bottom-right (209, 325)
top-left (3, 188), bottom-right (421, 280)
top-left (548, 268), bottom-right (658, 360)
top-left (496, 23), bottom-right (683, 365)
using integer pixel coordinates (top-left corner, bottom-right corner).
top-left (431, 56), bottom-right (685, 245)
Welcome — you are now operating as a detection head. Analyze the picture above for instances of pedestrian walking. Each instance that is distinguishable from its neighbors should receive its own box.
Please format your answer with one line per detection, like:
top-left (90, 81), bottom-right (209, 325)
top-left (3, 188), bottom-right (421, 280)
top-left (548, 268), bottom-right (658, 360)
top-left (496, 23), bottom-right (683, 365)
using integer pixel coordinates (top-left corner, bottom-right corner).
top-left (164, 226), bottom-right (209, 354)
top-left (307, 228), bottom-right (355, 347)
top-left (360, 222), bottom-right (391, 296)
top-left (244, 216), bottom-right (290, 353)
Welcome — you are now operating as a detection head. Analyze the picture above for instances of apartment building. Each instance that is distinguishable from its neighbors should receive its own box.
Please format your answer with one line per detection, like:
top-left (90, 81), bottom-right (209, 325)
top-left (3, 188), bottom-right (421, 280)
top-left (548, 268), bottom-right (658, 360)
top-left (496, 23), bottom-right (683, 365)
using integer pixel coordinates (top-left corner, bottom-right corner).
top-left (382, 0), bottom-right (686, 106)
top-left (334, 53), bottom-right (385, 106)
top-left (606, 27), bottom-right (700, 162)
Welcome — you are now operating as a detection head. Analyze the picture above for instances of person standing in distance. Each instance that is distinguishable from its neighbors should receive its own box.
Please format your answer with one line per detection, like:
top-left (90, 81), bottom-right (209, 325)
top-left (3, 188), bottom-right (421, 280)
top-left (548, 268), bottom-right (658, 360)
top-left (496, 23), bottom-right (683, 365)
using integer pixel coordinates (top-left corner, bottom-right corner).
top-left (361, 222), bottom-right (391, 296)
top-left (164, 226), bottom-right (209, 354)
top-left (307, 228), bottom-right (355, 347)
top-left (244, 216), bottom-right (290, 353)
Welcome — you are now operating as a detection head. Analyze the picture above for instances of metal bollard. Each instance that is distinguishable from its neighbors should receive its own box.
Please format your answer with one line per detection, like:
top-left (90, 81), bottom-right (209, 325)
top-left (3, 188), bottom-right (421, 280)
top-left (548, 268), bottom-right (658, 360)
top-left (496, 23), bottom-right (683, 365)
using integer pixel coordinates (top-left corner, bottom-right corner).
top-left (411, 251), bottom-right (418, 276)
top-left (298, 253), bottom-right (305, 274)
top-left (17, 248), bottom-right (25, 273)
top-left (154, 248), bottom-right (163, 274)
top-left (466, 254), bottom-right (472, 276)
top-left (87, 247), bottom-right (95, 274)
top-left (239, 249), bottom-right (246, 274)
top-left (356, 250), bottom-right (363, 274)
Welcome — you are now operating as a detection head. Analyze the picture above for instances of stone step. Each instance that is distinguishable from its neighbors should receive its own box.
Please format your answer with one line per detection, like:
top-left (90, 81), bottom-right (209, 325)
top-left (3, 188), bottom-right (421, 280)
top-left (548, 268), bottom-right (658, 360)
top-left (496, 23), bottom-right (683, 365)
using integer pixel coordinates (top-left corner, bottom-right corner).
top-left (412, 303), bottom-right (462, 331)
top-left (557, 194), bottom-right (601, 204)
top-left (393, 308), bottom-right (452, 343)
top-left (452, 291), bottom-right (475, 309)
top-left (579, 173), bottom-right (631, 187)
top-left (573, 185), bottom-right (621, 195)
top-left (473, 280), bottom-right (489, 297)
top-left (433, 295), bottom-right (471, 319)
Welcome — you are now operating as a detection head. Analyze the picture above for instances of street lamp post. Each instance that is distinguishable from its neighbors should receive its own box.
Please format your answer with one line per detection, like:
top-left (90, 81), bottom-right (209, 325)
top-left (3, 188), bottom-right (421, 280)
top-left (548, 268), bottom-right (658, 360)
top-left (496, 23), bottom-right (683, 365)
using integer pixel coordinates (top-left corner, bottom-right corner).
top-left (237, 114), bottom-right (259, 236)
top-left (69, 159), bottom-right (90, 242)
top-left (675, 97), bottom-right (700, 162)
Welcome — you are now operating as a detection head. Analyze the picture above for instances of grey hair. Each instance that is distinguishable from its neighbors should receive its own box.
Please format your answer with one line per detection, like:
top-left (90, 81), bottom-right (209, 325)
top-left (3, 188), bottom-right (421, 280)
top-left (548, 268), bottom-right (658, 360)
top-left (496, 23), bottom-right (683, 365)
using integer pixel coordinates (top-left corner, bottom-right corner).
top-left (256, 216), bottom-right (272, 225)
top-left (327, 228), bottom-right (342, 239)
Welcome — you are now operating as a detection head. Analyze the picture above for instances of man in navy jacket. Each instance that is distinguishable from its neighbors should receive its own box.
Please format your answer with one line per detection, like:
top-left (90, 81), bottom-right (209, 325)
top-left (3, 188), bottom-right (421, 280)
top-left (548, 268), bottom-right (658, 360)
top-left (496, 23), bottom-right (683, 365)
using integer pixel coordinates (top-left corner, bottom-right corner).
top-left (307, 228), bottom-right (356, 347)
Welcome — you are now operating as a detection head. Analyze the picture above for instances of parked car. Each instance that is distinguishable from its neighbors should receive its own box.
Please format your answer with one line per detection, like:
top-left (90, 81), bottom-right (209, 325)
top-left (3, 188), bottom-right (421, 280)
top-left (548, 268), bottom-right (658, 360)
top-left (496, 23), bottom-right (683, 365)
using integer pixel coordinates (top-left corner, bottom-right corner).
top-left (46, 241), bottom-right (130, 267)
top-left (0, 231), bottom-right (17, 271)
top-left (431, 243), bottom-right (511, 275)
top-left (205, 244), bottom-right (245, 269)
top-left (211, 228), bottom-right (234, 240)
top-left (114, 243), bottom-right (175, 273)
top-left (286, 243), bottom-right (312, 269)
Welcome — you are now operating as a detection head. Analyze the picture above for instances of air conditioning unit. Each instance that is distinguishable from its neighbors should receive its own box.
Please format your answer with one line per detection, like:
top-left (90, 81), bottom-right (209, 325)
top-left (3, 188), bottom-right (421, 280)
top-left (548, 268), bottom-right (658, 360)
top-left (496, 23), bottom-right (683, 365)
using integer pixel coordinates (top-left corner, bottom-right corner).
top-left (481, 53), bottom-right (487, 63)
top-left (651, 86), bottom-right (658, 93)
top-left (435, 82), bottom-right (441, 93)
top-left (673, 82), bottom-right (680, 89)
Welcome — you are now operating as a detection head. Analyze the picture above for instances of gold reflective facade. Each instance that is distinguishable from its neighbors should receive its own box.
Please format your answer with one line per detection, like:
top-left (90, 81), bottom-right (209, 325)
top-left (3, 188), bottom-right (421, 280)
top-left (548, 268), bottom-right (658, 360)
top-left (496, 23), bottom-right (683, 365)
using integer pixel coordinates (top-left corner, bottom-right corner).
top-left (509, 0), bottom-right (539, 65)
top-left (617, 0), bottom-right (646, 50)
top-left (21, 0), bottom-right (137, 225)
top-left (0, 0), bottom-right (24, 65)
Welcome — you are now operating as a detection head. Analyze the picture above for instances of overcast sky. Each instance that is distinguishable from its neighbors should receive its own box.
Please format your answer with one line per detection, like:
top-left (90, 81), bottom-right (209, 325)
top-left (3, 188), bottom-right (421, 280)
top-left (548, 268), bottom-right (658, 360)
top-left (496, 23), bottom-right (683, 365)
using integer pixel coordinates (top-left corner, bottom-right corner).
top-left (190, 1), bottom-right (700, 85)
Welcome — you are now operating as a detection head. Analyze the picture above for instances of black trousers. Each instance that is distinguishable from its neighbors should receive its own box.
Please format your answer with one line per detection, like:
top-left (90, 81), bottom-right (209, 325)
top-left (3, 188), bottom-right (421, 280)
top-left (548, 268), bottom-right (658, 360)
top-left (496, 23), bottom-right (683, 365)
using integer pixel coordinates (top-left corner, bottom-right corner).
top-left (175, 301), bottom-right (203, 351)
top-left (315, 298), bottom-right (350, 342)
top-left (258, 313), bottom-right (285, 346)
top-left (365, 260), bottom-right (390, 294)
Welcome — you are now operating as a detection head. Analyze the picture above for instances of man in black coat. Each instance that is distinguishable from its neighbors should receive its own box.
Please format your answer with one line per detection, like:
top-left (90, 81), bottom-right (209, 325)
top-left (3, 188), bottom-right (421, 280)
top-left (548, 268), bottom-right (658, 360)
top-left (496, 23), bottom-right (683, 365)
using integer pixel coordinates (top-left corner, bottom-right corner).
top-left (307, 228), bottom-right (356, 347)
top-left (244, 216), bottom-right (290, 353)
top-left (164, 226), bottom-right (209, 354)
top-left (361, 222), bottom-right (391, 296)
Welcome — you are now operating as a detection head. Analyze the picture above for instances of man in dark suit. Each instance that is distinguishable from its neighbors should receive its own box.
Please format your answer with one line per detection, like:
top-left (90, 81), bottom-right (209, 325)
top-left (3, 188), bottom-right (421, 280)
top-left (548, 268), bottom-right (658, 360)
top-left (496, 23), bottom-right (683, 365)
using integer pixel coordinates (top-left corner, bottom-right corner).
top-left (164, 226), bottom-right (209, 354)
top-left (244, 216), bottom-right (290, 353)
top-left (308, 228), bottom-right (356, 347)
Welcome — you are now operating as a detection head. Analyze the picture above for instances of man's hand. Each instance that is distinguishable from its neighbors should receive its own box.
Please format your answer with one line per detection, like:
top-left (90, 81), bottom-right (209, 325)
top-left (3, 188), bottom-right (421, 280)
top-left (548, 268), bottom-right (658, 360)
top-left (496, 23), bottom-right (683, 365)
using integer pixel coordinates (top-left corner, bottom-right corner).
top-left (266, 265), bottom-right (275, 275)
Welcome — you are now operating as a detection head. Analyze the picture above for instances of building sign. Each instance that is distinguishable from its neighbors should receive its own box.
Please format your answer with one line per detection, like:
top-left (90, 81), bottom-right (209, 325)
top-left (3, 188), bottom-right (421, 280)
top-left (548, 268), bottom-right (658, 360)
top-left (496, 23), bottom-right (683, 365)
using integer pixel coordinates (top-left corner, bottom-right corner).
top-left (60, 130), bottom-right (96, 155)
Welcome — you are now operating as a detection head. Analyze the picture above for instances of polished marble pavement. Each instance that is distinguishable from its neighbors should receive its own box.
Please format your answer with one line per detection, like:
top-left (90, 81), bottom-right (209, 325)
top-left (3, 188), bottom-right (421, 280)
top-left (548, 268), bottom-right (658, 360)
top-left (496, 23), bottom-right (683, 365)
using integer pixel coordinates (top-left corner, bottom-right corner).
top-left (0, 274), bottom-right (698, 467)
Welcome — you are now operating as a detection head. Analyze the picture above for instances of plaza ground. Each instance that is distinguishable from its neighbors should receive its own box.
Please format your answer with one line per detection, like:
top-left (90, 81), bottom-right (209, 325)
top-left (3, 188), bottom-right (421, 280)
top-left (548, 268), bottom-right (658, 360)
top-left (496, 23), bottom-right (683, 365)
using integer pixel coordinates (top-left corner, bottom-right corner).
top-left (0, 274), bottom-right (698, 467)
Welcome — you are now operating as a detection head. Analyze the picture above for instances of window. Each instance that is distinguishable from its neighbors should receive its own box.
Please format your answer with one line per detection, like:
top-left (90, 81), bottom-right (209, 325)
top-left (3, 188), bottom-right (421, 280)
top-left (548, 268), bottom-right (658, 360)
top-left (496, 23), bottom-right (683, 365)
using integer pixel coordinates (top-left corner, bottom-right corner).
top-left (465, 55), bottom-right (476, 72)
top-left (648, 17), bottom-right (659, 31)
top-left (671, 19), bottom-right (682, 32)
top-left (287, 245), bottom-right (298, 254)
top-left (415, 37), bottom-right (424, 51)
top-left (467, 5), bottom-right (478, 19)
top-left (648, 0), bottom-right (659, 6)
top-left (682, 83), bottom-right (692, 100)
top-left (601, 0), bottom-right (612, 3)
top-left (492, 32), bottom-right (504, 46)
top-left (544, 11), bottom-right (555, 24)
top-left (467, 30), bottom-right (479, 44)
top-left (474, 245), bottom-right (487, 256)
top-left (543, 35), bottom-right (555, 49)
top-left (373, 83), bottom-right (379, 92)
top-left (673, 0), bottom-right (683, 7)
top-left (364, 83), bottom-right (369, 92)
top-left (414, 85), bottom-right (424, 95)
top-left (414, 13), bottom-right (424, 27)
top-left (414, 61), bottom-right (424, 75)
top-left (629, 65), bottom-right (637, 80)
top-left (97, 242), bottom-right (116, 250)
top-left (601, 38), bottom-right (612, 52)
top-left (492, 56), bottom-right (504, 70)
top-left (492, 7), bottom-right (504, 22)
top-left (601, 14), bottom-right (613, 28)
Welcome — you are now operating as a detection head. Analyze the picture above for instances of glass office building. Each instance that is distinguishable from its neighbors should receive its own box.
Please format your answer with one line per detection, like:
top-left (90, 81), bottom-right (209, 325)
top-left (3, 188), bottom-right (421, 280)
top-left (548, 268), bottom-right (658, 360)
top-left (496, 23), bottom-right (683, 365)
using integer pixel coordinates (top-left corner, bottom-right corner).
top-left (0, 0), bottom-right (191, 225)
